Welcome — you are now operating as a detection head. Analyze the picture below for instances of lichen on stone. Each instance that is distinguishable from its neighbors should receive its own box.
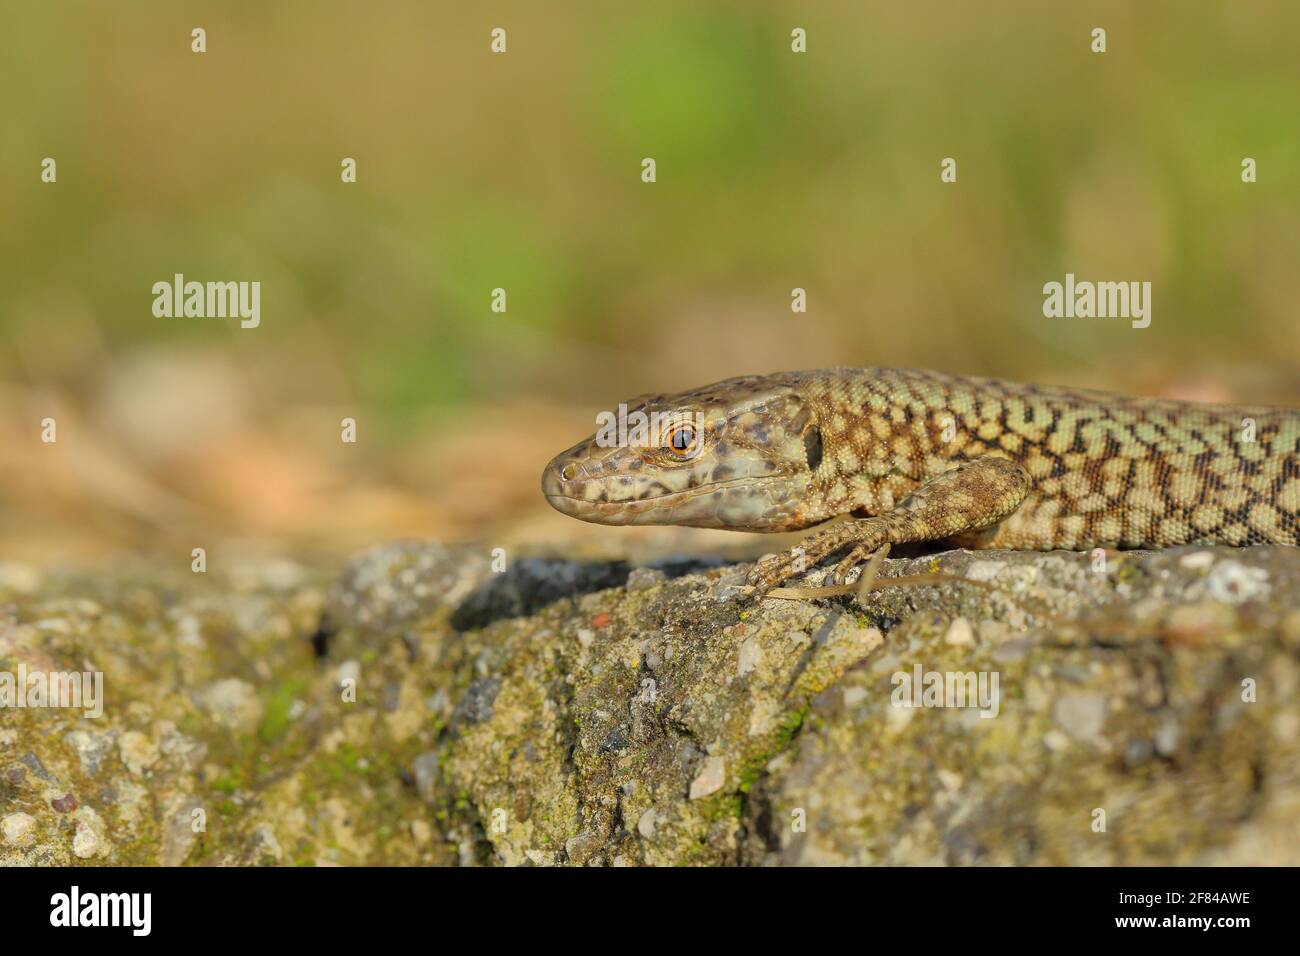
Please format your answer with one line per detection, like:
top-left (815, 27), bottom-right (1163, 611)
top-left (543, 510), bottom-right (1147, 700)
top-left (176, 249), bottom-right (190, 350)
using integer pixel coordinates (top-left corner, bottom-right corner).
top-left (3, 543), bottom-right (1298, 865)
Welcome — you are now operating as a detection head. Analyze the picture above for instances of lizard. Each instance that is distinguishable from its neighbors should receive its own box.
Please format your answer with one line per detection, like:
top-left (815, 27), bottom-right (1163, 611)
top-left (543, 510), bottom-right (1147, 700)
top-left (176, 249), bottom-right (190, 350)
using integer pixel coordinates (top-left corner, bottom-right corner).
top-left (541, 368), bottom-right (1300, 599)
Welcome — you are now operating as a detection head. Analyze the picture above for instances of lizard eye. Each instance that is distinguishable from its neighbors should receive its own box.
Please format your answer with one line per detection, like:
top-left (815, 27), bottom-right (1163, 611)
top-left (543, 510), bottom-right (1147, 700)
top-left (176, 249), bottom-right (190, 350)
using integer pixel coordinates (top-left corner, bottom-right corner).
top-left (663, 422), bottom-right (700, 459)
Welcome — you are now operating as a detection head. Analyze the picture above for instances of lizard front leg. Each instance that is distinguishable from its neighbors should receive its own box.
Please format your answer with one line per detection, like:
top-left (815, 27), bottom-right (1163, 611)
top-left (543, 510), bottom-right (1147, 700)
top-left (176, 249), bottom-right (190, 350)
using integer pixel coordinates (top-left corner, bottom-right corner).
top-left (746, 456), bottom-right (1031, 597)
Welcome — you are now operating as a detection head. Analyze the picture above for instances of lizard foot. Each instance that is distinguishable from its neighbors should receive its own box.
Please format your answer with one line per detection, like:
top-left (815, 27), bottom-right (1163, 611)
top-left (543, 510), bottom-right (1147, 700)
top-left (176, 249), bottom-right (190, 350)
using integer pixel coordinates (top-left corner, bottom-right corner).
top-left (746, 518), bottom-right (889, 599)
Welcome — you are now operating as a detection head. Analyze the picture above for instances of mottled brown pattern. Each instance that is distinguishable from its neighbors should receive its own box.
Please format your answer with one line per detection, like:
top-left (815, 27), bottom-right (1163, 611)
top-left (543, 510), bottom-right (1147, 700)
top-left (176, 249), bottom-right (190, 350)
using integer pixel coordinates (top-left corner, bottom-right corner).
top-left (542, 368), bottom-right (1300, 594)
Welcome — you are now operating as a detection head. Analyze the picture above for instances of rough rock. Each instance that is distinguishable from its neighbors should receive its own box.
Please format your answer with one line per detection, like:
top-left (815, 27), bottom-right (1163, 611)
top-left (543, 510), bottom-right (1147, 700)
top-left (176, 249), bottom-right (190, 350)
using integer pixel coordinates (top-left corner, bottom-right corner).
top-left (2, 543), bottom-right (1298, 865)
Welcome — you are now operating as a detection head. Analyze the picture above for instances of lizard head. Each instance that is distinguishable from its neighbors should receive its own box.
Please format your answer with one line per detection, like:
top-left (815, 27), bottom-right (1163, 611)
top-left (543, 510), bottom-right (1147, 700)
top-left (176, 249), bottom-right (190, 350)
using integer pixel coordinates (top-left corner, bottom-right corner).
top-left (542, 374), bottom-right (824, 531)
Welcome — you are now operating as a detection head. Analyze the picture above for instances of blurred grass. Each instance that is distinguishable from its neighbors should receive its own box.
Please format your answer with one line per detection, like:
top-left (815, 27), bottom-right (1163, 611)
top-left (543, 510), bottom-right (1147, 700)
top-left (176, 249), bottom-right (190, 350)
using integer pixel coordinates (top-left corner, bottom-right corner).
top-left (2, 1), bottom-right (1299, 559)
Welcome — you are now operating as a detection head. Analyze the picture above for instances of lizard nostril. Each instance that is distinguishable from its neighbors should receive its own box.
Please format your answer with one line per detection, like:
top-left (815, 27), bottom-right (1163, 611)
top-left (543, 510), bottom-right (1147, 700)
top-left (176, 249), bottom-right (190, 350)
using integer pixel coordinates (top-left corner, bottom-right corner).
top-left (561, 462), bottom-right (578, 481)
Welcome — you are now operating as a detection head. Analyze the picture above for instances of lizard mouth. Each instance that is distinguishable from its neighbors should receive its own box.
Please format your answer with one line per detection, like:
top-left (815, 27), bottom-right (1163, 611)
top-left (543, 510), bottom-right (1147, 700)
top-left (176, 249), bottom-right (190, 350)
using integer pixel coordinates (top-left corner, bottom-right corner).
top-left (543, 473), bottom-right (792, 524)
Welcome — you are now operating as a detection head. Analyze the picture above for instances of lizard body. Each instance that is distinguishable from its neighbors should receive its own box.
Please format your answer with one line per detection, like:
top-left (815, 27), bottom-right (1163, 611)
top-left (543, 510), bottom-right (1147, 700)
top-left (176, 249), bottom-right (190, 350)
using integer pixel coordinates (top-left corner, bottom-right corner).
top-left (542, 368), bottom-right (1300, 595)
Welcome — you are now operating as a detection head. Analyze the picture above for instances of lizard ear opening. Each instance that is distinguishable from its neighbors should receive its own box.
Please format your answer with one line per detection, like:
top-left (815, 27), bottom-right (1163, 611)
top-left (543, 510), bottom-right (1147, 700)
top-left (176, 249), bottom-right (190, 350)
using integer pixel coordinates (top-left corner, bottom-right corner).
top-left (803, 426), bottom-right (823, 472)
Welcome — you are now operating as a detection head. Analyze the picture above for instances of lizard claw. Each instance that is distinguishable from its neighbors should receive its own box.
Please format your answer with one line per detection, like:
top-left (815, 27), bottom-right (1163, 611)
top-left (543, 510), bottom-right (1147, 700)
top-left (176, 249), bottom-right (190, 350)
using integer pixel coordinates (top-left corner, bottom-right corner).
top-left (746, 549), bottom-right (810, 597)
top-left (828, 546), bottom-right (871, 586)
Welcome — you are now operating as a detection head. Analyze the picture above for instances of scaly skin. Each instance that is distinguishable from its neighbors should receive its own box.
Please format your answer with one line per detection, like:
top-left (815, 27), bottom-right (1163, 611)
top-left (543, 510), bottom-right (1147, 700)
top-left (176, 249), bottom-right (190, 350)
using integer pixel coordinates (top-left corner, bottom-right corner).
top-left (541, 368), bottom-right (1300, 596)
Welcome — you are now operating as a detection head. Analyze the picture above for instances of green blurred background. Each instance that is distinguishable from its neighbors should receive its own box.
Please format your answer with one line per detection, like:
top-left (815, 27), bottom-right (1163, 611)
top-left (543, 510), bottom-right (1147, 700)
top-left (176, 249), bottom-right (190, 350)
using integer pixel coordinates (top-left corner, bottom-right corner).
top-left (2, 1), bottom-right (1299, 563)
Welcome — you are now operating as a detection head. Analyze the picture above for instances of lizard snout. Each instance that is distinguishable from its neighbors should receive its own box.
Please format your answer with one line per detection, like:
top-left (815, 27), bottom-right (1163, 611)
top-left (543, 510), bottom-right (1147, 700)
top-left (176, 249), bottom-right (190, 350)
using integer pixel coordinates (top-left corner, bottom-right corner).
top-left (541, 450), bottom-right (602, 519)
